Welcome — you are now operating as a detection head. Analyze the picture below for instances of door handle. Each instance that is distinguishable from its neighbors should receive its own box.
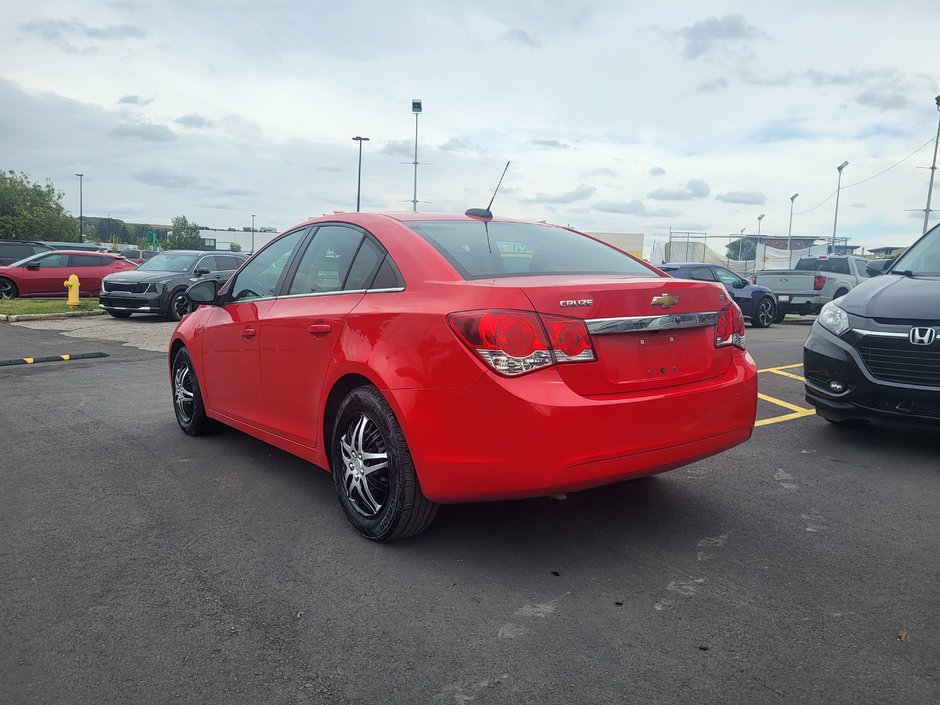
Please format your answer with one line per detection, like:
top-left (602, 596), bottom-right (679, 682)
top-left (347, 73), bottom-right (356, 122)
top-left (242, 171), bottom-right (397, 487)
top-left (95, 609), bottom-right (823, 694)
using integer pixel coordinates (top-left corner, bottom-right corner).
top-left (308, 323), bottom-right (332, 336)
top-left (241, 327), bottom-right (256, 340)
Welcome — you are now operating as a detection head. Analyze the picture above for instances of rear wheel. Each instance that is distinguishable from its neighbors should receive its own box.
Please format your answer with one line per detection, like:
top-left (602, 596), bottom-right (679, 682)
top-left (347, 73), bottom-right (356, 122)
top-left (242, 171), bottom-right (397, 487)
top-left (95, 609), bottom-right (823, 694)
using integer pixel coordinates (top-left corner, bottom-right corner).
top-left (168, 289), bottom-right (191, 321)
top-left (0, 277), bottom-right (18, 299)
top-left (751, 297), bottom-right (776, 328)
top-left (172, 347), bottom-right (210, 436)
top-left (107, 310), bottom-right (132, 318)
top-left (331, 385), bottom-right (438, 542)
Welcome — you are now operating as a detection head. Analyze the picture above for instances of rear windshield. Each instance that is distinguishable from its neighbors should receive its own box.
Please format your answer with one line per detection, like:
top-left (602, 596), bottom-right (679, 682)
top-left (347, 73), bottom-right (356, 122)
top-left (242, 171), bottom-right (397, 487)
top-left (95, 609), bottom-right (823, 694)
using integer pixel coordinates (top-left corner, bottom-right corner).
top-left (406, 221), bottom-right (658, 279)
top-left (795, 257), bottom-right (849, 274)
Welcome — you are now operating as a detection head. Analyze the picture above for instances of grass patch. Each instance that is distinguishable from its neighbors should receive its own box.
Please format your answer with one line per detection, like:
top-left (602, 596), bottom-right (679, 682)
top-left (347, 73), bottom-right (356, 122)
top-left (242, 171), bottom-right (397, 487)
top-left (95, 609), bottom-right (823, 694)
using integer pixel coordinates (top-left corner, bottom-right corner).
top-left (0, 298), bottom-right (100, 316)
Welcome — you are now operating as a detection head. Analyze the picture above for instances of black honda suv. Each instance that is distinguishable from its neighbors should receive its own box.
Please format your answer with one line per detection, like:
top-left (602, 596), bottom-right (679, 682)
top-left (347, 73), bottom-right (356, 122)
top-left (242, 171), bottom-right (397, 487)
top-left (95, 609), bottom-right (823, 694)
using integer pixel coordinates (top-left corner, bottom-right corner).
top-left (99, 250), bottom-right (246, 320)
top-left (804, 223), bottom-right (940, 427)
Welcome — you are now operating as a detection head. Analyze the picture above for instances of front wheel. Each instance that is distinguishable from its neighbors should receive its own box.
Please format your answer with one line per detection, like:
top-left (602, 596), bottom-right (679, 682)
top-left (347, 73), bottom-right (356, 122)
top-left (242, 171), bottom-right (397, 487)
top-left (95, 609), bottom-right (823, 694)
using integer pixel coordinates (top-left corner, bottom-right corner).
top-left (331, 386), bottom-right (438, 542)
top-left (751, 297), bottom-right (776, 328)
top-left (0, 277), bottom-right (18, 299)
top-left (172, 347), bottom-right (211, 436)
top-left (773, 306), bottom-right (787, 323)
top-left (168, 290), bottom-right (191, 322)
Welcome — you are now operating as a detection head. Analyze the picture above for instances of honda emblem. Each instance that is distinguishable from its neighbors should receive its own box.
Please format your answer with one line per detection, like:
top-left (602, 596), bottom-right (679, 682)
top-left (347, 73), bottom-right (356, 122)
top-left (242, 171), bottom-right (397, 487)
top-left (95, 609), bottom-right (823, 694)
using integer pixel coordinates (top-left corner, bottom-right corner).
top-left (909, 327), bottom-right (937, 346)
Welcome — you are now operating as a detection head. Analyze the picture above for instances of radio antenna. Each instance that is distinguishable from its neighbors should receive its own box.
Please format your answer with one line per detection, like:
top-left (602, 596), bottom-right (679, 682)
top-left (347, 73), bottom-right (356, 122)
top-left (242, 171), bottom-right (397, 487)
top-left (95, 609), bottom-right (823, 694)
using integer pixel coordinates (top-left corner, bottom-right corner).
top-left (487, 161), bottom-right (511, 211)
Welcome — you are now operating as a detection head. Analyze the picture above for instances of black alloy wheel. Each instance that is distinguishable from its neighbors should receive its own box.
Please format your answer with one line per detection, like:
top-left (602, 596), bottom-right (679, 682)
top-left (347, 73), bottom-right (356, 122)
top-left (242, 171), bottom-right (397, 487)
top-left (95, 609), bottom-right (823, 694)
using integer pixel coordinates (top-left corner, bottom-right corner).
top-left (169, 289), bottom-right (191, 321)
top-left (752, 297), bottom-right (776, 328)
top-left (0, 277), bottom-right (18, 299)
top-left (331, 385), bottom-right (438, 542)
top-left (171, 347), bottom-right (210, 435)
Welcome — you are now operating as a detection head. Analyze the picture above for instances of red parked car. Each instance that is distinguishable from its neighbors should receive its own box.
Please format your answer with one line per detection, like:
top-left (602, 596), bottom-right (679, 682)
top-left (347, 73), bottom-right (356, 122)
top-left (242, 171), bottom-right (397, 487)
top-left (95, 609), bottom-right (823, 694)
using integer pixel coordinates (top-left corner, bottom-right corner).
top-left (170, 212), bottom-right (758, 541)
top-left (0, 250), bottom-right (137, 299)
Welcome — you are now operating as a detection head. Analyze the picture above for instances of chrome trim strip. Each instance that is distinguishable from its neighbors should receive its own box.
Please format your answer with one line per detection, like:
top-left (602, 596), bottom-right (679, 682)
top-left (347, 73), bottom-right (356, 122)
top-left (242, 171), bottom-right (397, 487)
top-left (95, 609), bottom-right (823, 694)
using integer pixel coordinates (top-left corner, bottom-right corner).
top-left (99, 304), bottom-right (156, 311)
top-left (275, 289), bottom-right (368, 301)
top-left (854, 329), bottom-right (911, 339)
top-left (586, 311), bottom-right (718, 335)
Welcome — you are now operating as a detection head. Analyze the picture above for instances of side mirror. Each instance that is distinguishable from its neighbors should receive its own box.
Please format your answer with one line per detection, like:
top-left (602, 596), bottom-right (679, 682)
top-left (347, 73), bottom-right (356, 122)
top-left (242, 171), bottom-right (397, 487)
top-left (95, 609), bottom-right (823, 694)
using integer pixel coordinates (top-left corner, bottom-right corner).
top-left (194, 267), bottom-right (210, 276)
top-left (732, 280), bottom-right (746, 289)
top-left (865, 259), bottom-right (891, 277)
top-left (186, 279), bottom-right (219, 305)
top-left (25, 262), bottom-right (40, 270)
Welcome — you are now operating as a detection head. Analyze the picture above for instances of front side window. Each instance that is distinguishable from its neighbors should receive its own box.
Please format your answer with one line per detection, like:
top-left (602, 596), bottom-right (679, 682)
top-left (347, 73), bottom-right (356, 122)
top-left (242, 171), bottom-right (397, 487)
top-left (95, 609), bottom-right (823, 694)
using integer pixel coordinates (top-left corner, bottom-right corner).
top-left (406, 221), bottom-right (658, 280)
top-left (31, 253), bottom-right (71, 268)
top-left (713, 267), bottom-right (742, 286)
top-left (229, 228), bottom-right (308, 302)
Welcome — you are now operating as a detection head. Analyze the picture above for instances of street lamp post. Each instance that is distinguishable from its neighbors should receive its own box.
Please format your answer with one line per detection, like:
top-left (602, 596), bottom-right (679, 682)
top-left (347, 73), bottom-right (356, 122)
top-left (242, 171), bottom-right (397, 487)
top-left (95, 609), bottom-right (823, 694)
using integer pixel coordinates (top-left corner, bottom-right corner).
top-left (411, 99), bottom-right (422, 212)
top-left (749, 213), bottom-right (764, 278)
top-left (352, 136), bottom-right (370, 212)
top-left (922, 95), bottom-right (940, 235)
top-left (788, 193), bottom-right (799, 268)
top-left (832, 161), bottom-right (849, 253)
top-left (251, 214), bottom-right (256, 253)
top-left (75, 173), bottom-right (84, 242)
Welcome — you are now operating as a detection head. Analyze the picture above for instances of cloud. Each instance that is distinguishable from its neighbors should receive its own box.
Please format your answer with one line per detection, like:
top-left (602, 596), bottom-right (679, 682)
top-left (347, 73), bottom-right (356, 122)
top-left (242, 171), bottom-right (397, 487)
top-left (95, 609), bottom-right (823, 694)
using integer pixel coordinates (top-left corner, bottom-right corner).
top-left (379, 139), bottom-right (414, 157)
top-left (110, 122), bottom-right (176, 141)
top-left (211, 186), bottom-right (258, 198)
top-left (697, 78), bottom-right (728, 93)
top-left (174, 113), bottom-right (214, 128)
top-left (648, 179), bottom-right (710, 201)
top-left (438, 137), bottom-right (481, 155)
top-left (715, 191), bottom-right (766, 205)
top-left (851, 202), bottom-right (867, 208)
top-left (740, 71), bottom-right (795, 86)
top-left (856, 89), bottom-right (912, 111)
top-left (674, 14), bottom-right (766, 60)
top-left (529, 139), bottom-right (571, 150)
top-left (19, 19), bottom-right (145, 52)
top-left (500, 28), bottom-right (542, 49)
top-left (593, 200), bottom-right (681, 217)
top-left (131, 168), bottom-right (196, 189)
top-left (649, 166), bottom-right (666, 177)
top-left (581, 167), bottom-right (617, 178)
top-left (523, 185), bottom-right (595, 205)
top-left (117, 95), bottom-right (151, 106)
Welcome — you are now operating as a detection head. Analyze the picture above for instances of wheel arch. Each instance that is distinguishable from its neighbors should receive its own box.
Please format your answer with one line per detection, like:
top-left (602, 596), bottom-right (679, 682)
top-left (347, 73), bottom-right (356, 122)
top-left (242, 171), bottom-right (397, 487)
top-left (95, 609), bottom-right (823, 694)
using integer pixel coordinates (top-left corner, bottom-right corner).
top-left (322, 373), bottom-right (378, 470)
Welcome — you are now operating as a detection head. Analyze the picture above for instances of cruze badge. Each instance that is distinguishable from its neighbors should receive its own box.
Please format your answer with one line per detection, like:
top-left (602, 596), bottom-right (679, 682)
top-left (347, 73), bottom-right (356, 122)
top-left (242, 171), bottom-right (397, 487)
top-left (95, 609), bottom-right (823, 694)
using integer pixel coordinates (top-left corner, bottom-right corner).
top-left (560, 299), bottom-right (593, 308)
top-left (909, 327), bottom-right (937, 346)
top-left (651, 294), bottom-right (679, 309)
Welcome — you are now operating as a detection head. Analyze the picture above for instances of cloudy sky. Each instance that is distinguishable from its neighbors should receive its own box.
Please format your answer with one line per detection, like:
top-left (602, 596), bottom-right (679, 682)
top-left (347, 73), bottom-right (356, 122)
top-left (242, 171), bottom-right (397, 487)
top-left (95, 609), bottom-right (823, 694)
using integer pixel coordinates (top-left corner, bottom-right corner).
top-left (2, 0), bottom-right (938, 252)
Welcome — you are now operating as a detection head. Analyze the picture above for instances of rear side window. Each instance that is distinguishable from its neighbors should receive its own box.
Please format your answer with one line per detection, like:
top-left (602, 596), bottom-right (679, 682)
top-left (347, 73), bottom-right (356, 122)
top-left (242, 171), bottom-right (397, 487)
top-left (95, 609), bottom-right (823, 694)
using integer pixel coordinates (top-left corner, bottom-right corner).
top-left (288, 225), bottom-right (362, 295)
top-left (343, 238), bottom-right (383, 291)
top-left (687, 267), bottom-right (717, 282)
top-left (69, 254), bottom-right (108, 267)
top-left (406, 221), bottom-right (658, 279)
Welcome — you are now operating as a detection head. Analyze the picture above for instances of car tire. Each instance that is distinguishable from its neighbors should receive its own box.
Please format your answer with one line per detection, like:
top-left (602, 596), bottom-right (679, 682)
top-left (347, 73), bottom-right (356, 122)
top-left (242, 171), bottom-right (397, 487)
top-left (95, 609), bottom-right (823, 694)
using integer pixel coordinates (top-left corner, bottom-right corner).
top-left (0, 277), bottom-right (18, 299)
top-left (331, 385), bottom-right (438, 542)
top-left (773, 306), bottom-right (786, 323)
top-left (751, 297), bottom-right (776, 328)
top-left (172, 347), bottom-right (211, 436)
top-left (107, 310), bottom-right (132, 318)
top-left (168, 289), bottom-right (191, 322)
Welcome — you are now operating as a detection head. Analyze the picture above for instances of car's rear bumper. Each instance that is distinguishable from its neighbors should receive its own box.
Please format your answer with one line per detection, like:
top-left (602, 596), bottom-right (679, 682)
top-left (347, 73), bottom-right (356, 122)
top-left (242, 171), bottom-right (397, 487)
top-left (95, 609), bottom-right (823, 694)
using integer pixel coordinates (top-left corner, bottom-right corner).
top-left (390, 353), bottom-right (757, 503)
top-left (804, 325), bottom-right (940, 426)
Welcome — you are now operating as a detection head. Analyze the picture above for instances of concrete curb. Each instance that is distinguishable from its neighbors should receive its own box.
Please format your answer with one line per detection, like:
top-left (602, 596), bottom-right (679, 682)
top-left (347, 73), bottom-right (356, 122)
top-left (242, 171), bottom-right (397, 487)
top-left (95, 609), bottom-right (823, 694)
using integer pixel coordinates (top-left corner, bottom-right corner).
top-left (1, 309), bottom-right (107, 323)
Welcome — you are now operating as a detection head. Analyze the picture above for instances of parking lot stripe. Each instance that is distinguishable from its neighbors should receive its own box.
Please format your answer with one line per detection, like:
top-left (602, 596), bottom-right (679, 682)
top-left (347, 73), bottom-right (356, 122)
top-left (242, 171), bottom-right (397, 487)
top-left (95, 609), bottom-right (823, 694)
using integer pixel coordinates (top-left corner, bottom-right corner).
top-left (757, 392), bottom-right (807, 414)
top-left (757, 363), bottom-right (804, 372)
top-left (755, 408), bottom-right (816, 427)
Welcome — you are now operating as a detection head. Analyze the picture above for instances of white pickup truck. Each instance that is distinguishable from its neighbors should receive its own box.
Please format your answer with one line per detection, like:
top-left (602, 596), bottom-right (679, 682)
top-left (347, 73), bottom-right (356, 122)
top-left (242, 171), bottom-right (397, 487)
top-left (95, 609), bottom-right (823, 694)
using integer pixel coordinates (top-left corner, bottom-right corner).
top-left (753, 256), bottom-right (872, 321)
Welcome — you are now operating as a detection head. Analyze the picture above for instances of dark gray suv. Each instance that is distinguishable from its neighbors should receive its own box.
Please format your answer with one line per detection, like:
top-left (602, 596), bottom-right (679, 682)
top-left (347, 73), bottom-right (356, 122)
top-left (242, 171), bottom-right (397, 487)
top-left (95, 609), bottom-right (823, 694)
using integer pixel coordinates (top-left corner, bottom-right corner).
top-left (0, 240), bottom-right (54, 266)
top-left (99, 250), bottom-right (246, 321)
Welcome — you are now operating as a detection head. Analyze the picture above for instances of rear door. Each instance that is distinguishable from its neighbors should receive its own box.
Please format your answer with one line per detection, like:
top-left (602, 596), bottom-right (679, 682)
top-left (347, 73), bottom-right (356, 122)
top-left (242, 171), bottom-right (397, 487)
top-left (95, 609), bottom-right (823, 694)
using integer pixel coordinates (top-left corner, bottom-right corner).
top-left (68, 254), bottom-right (112, 294)
top-left (260, 225), bottom-right (381, 446)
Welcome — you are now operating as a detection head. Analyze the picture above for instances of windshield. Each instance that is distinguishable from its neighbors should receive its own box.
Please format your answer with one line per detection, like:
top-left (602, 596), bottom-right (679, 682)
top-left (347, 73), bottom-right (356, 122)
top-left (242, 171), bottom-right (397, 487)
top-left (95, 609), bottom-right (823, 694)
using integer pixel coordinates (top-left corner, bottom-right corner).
top-left (137, 253), bottom-right (199, 272)
top-left (890, 225), bottom-right (940, 275)
top-left (406, 221), bottom-right (658, 279)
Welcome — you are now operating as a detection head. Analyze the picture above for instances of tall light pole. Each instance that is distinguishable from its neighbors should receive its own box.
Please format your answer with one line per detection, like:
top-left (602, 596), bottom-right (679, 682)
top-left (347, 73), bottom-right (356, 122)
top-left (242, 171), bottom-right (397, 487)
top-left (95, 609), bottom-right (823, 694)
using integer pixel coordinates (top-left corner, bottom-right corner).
top-left (352, 136), bottom-right (370, 212)
top-left (251, 214), bottom-right (256, 253)
top-left (922, 95), bottom-right (940, 235)
top-left (749, 213), bottom-right (764, 278)
top-left (832, 161), bottom-right (849, 253)
top-left (75, 173), bottom-right (84, 242)
top-left (788, 193), bottom-right (799, 268)
top-left (411, 99), bottom-right (422, 212)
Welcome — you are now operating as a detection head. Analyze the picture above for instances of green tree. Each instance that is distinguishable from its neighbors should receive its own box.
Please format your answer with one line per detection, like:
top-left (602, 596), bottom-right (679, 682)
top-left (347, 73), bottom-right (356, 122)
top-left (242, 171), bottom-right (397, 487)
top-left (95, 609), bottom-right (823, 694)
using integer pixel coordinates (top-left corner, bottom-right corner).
top-left (167, 215), bottom-right (202, 250)
top-left (228, 241), bottom-right (242, 252)
top-left (726, 238), bottom-right (757, 261)
top-left (0, 170), bottom-right (79, 241)
top-left (96, 217), bottom-right (126, 244)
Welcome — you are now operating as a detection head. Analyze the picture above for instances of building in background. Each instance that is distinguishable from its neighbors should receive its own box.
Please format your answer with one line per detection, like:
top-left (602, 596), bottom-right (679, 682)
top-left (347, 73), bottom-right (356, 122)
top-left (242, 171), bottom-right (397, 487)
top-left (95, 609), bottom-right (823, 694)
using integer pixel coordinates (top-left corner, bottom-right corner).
top-left (586, 232), bottom-right (644, 258)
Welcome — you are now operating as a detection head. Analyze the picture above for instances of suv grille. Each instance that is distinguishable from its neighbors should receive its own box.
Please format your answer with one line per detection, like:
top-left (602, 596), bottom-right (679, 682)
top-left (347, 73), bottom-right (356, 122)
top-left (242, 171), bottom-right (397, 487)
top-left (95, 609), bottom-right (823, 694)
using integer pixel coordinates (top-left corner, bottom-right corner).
top-left (107, 282), bottom-right (148, 293)
top-left (857, 336), bottom-right (940, 387)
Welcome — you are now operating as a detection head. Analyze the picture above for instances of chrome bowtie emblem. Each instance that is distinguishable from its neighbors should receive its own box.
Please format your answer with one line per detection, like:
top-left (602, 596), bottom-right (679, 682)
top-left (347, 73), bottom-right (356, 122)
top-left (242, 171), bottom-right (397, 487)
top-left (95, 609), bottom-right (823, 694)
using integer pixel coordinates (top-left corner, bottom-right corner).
top-left (909, 327), bottom-right (936, 346)
top-left (651, 294), bottom-right (679, 309)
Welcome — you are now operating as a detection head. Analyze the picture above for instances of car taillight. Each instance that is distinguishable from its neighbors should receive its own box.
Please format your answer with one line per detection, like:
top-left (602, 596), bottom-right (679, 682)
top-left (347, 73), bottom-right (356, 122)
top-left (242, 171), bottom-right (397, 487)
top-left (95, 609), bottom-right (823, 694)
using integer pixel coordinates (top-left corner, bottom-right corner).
top-left (448, 310), bottom-right (595, 376)
top-left (715, 303), bottom-right (746, 350)
top-left (814, 274), bottom-right (827, 290)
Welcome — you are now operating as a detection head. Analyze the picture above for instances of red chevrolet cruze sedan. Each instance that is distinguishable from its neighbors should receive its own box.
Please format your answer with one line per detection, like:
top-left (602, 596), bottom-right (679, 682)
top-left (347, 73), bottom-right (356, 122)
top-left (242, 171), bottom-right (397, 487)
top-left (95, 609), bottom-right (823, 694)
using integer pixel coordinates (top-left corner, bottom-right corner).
top-left (0, 250), bottom-right (137, 299)
top-left (170, 212), bottom-right (757, 541)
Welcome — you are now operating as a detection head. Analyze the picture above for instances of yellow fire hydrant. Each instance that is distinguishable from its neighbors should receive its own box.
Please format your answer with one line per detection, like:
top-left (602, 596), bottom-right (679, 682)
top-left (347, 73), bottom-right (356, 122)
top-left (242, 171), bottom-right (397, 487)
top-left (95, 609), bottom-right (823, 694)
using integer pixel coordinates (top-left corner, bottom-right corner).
top-left (64, 274), bottom-right (81, 308)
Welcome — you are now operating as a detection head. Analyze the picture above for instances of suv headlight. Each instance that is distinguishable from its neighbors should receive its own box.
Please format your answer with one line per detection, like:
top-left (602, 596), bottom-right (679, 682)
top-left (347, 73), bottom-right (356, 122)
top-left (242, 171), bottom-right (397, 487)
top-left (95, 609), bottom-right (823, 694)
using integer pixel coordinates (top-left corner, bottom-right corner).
top-left (147, 282), bottom-right (165, 293)
top-left (818, 301), bottom-right (850, 336)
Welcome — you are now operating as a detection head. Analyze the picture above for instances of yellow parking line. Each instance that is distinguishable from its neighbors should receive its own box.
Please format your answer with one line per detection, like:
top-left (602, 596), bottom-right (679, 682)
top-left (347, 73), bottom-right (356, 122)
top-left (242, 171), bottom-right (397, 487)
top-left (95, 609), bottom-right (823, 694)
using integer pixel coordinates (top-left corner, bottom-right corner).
top-left (757, 362), bottom-right (804, 373)
top-left (755, 409), bottom-right (816, 427)
top-left (768, 369), bottom-right (805, 381)
top-left (757, 392), bottom-right (808, 414)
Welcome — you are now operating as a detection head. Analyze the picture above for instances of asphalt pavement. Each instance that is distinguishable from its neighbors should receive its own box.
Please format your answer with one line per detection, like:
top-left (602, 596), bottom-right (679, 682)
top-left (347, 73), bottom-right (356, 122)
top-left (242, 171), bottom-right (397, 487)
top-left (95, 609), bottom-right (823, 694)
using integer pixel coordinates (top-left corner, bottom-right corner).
top-left (1, 318), bottom-right (937, 704)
